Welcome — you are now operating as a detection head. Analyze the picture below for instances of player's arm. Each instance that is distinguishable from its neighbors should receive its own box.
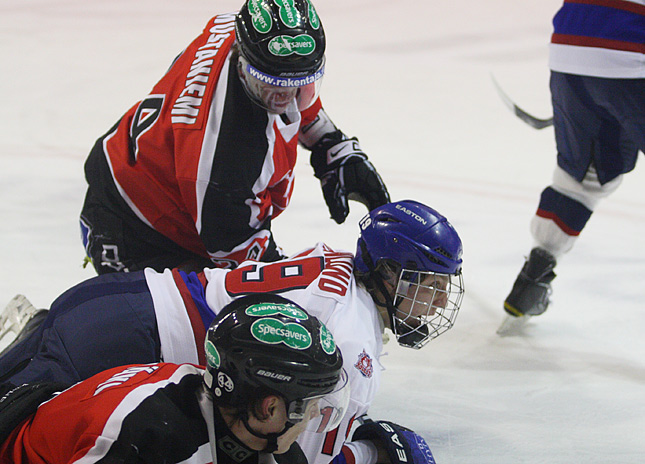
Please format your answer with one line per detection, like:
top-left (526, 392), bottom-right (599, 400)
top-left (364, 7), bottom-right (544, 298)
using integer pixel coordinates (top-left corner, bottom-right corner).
top-left (330, 417), bottom-right (436, 464)
top-left (299, 108), bottom-right (390, 225)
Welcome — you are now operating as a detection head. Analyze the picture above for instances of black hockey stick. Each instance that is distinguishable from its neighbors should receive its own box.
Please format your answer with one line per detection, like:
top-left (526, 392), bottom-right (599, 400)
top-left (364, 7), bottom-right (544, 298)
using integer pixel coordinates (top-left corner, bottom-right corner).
top-left (491, 75), bottom-right (554, 130)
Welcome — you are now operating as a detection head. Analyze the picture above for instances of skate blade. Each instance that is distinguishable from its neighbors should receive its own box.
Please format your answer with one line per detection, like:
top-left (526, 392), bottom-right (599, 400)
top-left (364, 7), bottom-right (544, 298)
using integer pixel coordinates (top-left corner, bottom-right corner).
top-left (0, 294), bottom-right (38, 344)
top-left (496, 314), bottom-right (532, 337)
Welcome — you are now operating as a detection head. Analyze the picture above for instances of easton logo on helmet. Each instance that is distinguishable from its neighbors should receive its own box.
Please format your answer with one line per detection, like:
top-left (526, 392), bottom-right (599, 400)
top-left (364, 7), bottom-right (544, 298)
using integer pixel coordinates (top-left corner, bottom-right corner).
top-left (248, 0), bottom-right (272, 33)
top-left (205, 341), bottom-right (221, 369)
top-left (320, 324), bottom-right (336, 355)
top-left (251, 318), bottom-right (312, 349)
top-left (245, 302), bottom-right (309, 320)
top-left (268, 34), bottom-right (316, 56)
top-left (395, 204), bottom-right (428, 225)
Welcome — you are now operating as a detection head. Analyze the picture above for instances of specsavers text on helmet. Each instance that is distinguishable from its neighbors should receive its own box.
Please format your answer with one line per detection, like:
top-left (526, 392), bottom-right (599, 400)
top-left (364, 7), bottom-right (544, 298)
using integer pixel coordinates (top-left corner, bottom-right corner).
top-left (235, 0), bottom-right (325, 113)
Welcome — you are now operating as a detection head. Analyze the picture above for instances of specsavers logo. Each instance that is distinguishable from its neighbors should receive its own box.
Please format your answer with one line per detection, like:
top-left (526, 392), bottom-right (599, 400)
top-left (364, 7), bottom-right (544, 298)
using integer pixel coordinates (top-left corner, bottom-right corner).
top-left (205, 341), bottom-right (221, 369)
top-left (306, 0), bottom-right (320, 30)
top-left (245, 302), bottom-right (309, 320)
top-left (249, 0), bottom-right (272, 33)
top-left (275, 0), bottom-right (300, 28)
top-left (268, 34), bottom-right (316, 56)
top-left (320, 324), bottom-right (336, 355)
top-left (251, 318), bottom-right (312, 349)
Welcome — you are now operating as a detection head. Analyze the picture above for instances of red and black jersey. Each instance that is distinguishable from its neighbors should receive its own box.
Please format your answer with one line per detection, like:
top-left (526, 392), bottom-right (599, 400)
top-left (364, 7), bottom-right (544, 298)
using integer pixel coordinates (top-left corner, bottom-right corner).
top-left (0, 363), bottom-right (259, 464)
top-left (85, 12), bottom-right (323, 268)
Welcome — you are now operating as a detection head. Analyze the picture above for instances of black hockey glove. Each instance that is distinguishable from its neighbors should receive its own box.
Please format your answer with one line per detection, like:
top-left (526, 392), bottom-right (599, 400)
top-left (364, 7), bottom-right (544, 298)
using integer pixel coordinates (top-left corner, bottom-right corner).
top-left (310, 130), bottom-right (390, 224)
top-left (0, 382), bottom-right (66, 444)
top-left (353, 419), bottom-right (436, 464)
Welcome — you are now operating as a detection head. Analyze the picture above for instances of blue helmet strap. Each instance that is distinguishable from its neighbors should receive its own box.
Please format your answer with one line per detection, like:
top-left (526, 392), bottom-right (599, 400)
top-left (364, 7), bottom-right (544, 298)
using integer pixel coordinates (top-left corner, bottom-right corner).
top-left (359, 240), bottom-right (399, 331)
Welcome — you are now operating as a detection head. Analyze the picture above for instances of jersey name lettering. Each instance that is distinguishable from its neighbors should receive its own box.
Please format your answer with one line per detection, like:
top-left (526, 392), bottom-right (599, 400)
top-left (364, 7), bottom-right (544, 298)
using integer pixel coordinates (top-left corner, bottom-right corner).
top-left (318, 252), bottom-right (353, 296)
top-left (171, 14), bottom-right (236, 125)
top-left (94, 365), bottom-right (159, 395)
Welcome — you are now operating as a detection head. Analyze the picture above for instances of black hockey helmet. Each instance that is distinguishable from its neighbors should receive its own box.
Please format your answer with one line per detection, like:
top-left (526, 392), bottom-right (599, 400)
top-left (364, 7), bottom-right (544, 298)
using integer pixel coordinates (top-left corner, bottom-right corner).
top-left (235, 0), bottom-right (325, 77)
top-left (234, 0), bottom-right (326, 112)
top-left (203, 293), bottom-right (347, 428)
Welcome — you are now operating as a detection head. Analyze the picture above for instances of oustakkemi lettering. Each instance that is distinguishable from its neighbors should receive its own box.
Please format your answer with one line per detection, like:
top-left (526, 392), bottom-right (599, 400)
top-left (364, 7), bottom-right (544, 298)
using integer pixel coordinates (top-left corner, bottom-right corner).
top-left (94, 365), bottom-right (159, 395)
top-left (171, 14), bottom-right (236, 125)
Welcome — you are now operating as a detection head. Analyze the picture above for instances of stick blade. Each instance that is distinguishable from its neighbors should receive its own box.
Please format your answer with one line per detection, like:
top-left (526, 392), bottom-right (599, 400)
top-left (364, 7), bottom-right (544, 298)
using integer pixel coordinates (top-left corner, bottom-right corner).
top-left (491, 74), bottom-right (554, 130)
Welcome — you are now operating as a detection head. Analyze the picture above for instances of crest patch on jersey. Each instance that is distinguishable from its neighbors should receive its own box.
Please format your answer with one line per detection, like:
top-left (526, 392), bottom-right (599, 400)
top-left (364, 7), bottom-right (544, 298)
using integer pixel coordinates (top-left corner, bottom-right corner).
top-left (354, 349), bottom-right (373, 378)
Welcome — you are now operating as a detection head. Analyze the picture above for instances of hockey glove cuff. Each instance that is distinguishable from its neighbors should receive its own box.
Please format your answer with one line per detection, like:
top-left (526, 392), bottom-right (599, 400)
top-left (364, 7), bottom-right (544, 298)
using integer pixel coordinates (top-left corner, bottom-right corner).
top-left (310, 130), bottom-right (390, 224)
top-left (352, 420), bottom-right (436, 464)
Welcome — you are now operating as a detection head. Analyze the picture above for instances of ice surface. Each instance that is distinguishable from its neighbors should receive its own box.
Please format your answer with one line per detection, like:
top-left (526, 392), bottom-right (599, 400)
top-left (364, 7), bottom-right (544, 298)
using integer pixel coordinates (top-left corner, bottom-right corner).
top-left (1, 1), bottom-right (643, 462)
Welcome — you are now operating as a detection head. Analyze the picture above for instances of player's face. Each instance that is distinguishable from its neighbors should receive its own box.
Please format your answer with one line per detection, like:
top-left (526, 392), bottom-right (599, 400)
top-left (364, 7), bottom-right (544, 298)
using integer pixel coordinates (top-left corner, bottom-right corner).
top-left (237, 53), bottom-right (324, 114)
top-left (386, 269), bottom-right (464, 349)
top-left (275, 399), bottom-right (320, 454)
top-left (258, 86), bottom-right (299, 114)
top-left (395, 273), bottom-right (450, 321)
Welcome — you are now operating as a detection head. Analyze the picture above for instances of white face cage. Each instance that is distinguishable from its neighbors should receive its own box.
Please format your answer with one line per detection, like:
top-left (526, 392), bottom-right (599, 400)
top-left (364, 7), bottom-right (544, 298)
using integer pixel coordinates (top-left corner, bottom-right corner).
top-left (392, 269), bottom-right (465, 349)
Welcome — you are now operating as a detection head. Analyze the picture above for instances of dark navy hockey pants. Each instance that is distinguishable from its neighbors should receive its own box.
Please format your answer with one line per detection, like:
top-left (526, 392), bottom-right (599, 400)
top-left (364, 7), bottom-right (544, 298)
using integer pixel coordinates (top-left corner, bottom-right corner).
top-left (551, 71), bottom-right (645, 185)
top-left (0, 271), bottom-right (161, 393)
top-left (533, 72), bottom-right (645, 237)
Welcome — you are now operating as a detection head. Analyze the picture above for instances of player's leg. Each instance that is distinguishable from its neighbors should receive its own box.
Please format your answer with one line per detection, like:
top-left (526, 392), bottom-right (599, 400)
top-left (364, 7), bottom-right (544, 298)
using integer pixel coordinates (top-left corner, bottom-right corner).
top-left (0, 271), bottom-right (160, 395)
top-left (81, 138), bottom-right (207, 275)
top-left (0, 295), bottom-right (48, 355)
top-left (501, 73), bottom-right (630, 331)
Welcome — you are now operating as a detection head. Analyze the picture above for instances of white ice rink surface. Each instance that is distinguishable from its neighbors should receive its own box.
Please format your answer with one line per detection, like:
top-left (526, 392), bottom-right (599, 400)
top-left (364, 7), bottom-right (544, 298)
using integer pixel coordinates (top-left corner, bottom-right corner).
top-left (1, 1), bottom-right (644, 462)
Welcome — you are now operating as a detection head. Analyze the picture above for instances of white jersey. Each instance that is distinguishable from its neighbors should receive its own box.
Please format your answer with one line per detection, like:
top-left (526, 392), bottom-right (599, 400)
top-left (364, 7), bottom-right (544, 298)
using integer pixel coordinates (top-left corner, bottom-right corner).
top-left (549, 0), bottom-right (645, 78)
top-left (144, 242), bottom-right (385, 464)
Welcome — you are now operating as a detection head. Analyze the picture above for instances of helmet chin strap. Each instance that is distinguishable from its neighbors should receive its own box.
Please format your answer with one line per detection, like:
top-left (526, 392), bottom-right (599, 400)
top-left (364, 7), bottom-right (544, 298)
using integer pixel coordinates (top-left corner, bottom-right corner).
top-left (241, 412), bottom-right (293, 453)
top-left (358, 240), bottom-right (399, 331)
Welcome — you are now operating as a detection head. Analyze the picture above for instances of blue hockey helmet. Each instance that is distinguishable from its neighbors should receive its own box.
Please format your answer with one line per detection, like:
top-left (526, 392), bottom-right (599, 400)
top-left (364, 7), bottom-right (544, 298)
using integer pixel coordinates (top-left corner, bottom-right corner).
top-left (355, 200), bottom-right (464, 349)
top-left (355, 200), bottom-right (463, 275)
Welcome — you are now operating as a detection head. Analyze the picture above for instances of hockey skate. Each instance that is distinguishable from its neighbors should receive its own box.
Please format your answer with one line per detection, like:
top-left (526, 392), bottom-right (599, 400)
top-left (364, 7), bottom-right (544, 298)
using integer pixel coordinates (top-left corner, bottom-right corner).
top-left (0, 295), bottom-right (45, 353)
top-left (497, 248), bottom-right (556, 336)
